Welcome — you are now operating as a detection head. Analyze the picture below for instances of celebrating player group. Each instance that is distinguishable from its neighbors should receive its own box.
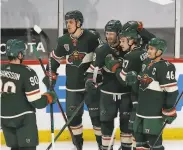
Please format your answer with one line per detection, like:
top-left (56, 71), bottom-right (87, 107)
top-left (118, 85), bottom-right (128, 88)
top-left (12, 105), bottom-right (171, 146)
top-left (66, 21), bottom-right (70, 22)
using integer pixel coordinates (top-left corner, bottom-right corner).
top-left (1, 10), bottom-right (179, 150)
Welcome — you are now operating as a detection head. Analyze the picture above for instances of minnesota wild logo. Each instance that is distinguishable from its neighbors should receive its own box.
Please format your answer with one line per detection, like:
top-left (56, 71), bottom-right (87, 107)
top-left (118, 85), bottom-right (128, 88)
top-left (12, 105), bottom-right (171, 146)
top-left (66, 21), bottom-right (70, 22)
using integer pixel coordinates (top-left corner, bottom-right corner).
top-left (67, 51), bottom-right (86, 67)
top-left (139, 74), bottom-right (153, 91)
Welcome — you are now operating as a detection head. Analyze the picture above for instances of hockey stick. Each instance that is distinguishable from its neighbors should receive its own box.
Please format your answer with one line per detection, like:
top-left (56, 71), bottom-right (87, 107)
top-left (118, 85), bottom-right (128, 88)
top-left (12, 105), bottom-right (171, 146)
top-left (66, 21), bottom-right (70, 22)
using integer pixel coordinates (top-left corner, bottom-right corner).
top-left (107, 113), bottom-right (119, 150)
top-left (48, 47), bottom-right (55, 150)
top-left (151, 90), bottom-right (183, 149)
top-left (46, 96), bottom-right (87, 150)
top-left (33, 25), bottom-right (55, 150)
top-left (32, 25), bottom-right (79, 150)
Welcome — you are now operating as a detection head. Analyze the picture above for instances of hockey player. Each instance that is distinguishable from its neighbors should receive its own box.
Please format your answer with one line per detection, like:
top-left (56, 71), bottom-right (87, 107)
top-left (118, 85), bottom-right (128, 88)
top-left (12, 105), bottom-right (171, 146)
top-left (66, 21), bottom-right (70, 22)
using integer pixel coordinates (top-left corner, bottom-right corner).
top-left (1, 39), bottom-right (57, 150)
top-left (86, 20), bottom-right (134, 150)
top-left (126, 38), bottom-right (178, 150)
top-left (42, 10), bottom-right (102, 150)
top-left (104, 29), bottom-right (147, 149)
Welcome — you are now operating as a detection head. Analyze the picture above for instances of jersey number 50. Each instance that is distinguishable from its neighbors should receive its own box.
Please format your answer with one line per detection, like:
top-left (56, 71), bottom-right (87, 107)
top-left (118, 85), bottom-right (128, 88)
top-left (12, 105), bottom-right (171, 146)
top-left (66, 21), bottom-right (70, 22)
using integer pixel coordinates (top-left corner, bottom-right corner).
top-left (0, 79), bottom-right (16, 93)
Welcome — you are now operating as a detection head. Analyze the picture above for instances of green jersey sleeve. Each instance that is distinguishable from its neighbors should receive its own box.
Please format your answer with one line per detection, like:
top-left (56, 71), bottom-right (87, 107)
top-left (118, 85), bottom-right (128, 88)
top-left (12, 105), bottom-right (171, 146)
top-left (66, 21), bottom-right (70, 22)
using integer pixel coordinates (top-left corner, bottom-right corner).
top-left (157, 61), bottom-right (179, 108)
top-left (85, 46), bottom-right (104, 83)
top-left (48, 36), bottom-right (67, 73)
top-left (116, 50), bottom-right (147, 84)
top-left (24, 66), bottom-right (42, 102)
top-left (52, 36), bottom-right (67, 60)
top-left (88, 30), bottom-right (101, 53)
top-left (138, 28), bottom-right (156, 46)
top-left (158, 61), bottom-right (177, 88)
top-left (24, 67), bottom-right (48, 108)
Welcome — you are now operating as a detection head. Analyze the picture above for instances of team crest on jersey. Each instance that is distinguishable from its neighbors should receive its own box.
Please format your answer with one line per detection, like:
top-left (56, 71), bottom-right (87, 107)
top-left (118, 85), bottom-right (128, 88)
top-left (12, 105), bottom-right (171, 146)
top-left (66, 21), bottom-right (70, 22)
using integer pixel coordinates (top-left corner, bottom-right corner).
top-left (64, 44), bottom-right (70, 51)
top-left (139, 74), bottom-right (153, 91)
top-left (67, 51), bottom-right (86, 67)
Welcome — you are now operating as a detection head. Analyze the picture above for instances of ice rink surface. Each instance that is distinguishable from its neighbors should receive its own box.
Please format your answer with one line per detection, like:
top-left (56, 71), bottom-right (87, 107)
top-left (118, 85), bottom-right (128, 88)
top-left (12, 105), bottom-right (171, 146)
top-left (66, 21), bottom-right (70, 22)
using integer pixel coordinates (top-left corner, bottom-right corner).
top-left (1, 141), bottom-right (183, 150)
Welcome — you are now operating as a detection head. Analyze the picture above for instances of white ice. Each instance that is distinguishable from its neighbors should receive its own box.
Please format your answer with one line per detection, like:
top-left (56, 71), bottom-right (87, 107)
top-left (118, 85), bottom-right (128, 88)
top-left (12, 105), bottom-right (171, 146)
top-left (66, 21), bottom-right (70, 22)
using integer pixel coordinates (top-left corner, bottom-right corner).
top-left (1, 141), bottom-right (183, 150)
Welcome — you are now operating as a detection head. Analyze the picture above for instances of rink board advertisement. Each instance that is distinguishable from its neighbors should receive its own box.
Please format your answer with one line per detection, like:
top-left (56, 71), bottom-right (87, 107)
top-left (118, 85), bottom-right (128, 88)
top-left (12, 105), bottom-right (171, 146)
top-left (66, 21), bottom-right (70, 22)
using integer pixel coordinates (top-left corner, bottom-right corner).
top-left (1, 62), bottom-right (183, 144)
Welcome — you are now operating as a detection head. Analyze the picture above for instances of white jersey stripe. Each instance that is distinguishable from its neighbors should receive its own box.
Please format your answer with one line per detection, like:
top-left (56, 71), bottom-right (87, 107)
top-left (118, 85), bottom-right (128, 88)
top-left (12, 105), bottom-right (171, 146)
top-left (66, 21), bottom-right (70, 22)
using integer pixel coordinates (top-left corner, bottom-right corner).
top-left (146, 81), bottom-right (163, 92)
top-left (160, 82), bottom-right (177, 88)
top-left (120, 70), bottom-right (126, 81)
top-left (89, 64), bottom-right (102, 71)
top-left (66, 88), bottom-right (85, 92)
top-left (102, 136), bottom-right (115, 147)
top-left (136, 113), bottom-right (162, 118)
top-left (26, 92), bottom-right (41, 102)
top-left (25, 89), bottom-right (40, 95)
top-left (163, 86), bottom-right (178, 92)
top-left (51, 51), bottom-right (65, 63)
top-left (82, 52), bottom-right (93, 63)
top-left (93, 126), bottom-right (102, 136)
top-left (70, 124), bottom-right (83, 135)
top-left (0, 111), bottom-right (34, 118)
top-left (121, 69), bottom-right (127, 75)
top-left (86, 65), bottom-right (102, 74)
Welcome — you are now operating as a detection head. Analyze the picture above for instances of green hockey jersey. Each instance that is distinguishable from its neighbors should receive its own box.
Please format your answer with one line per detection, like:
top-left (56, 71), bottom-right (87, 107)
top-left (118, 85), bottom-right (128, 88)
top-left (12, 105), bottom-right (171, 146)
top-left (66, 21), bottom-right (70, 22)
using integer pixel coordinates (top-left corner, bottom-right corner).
top-left (137, 59), bottom-right (179, 117)
top-left (87, 43), bottom-right (131, 93)
top-left (0, 64), bottom-right (47, 118)
top-left (49, 29), bottom-right (100, 90)
top-left (115, 46), bottom-right (147, 85)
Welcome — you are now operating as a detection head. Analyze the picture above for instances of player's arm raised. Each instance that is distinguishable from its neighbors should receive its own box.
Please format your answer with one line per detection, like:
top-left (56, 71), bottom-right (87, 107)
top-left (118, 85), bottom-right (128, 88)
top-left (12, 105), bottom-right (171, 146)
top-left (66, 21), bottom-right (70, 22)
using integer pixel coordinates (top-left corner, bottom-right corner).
top-left (158, 62), bottom-right (179, 124)
top-left (25, 68), bottom-right (56, 109)
top-left (122, 21), bottom-right (156, 46)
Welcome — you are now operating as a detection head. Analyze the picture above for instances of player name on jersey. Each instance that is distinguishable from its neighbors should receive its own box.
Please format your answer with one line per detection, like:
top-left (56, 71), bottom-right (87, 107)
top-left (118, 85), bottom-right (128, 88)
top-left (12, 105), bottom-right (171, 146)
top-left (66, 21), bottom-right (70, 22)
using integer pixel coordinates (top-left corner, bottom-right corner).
top-left (0, 70), bottom-right (20, 80)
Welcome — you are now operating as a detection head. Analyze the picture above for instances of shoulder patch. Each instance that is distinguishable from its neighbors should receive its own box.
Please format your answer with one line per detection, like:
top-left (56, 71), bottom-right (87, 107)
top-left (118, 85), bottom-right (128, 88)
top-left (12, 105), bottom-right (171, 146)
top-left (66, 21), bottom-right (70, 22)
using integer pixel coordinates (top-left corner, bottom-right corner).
top-left (25, 66), bottom-right (33, 72)
top-left (89, 29), bottom-right (96, 35)
top-left (63, 44), bottom-right (70, 51)
top-left (164, 60), bottom-right (172, 67)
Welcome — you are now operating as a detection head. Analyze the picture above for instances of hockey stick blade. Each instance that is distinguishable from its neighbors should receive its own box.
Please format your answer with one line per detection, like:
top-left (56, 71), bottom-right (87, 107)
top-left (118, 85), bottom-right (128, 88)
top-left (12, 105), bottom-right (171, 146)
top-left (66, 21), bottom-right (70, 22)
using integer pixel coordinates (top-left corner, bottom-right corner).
top-left (34, 25), bottom-right (42, 34)
top-left (33, 25), bottom-right (50, 50)
top-left (46, 97), bottom-right (86, 150)
top-left (151, 90), bottom-right (183, 149)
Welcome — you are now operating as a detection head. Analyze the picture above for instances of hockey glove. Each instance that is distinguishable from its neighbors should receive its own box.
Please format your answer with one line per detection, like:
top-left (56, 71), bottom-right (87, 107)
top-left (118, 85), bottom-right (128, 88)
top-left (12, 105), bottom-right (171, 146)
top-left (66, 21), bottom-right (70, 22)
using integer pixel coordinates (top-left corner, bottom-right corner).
top-left (126, 71), bottom-right (138, 86)
top-left (85, 78), bottom-right (98, 94)
top-left (104, 56), bottom-right (121, 73)
top-left (42, 71), bottom-right (58, 89)
top-left (122, 21), bottom-right (143, 32)
top-left (43, 91), bottom-right (57, 104)
top-left (162, 108), bottom-right (177, 124)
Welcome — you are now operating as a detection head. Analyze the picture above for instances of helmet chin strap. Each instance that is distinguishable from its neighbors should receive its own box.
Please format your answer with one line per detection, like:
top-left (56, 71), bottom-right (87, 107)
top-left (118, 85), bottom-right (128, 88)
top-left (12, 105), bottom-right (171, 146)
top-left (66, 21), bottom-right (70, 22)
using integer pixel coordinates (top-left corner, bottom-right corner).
top-left (17, 52), bottom-right (24, 64)
top-left (109, 35), bottom-right (120, 48)
top-left (71, 20), bottom-right (80, 36)
top-left (126, 38), bottom-right (133, 51)
top-left (151, 51), bottom-right (162, 60)
top-left (72, 26), bottom-right (79, 35)
top-left (19, 58), bottom-right (23, 64)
